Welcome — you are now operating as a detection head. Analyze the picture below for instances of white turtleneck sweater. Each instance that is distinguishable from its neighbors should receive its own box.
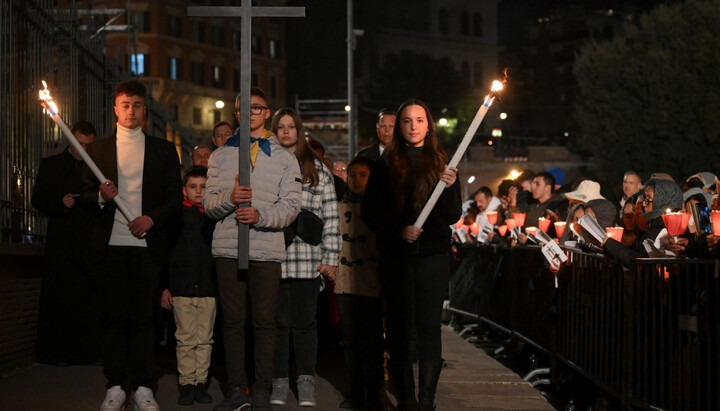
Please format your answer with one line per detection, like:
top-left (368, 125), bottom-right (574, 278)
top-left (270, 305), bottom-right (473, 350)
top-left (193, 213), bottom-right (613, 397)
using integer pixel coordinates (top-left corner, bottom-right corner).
top-left (108, 123), bottom-right (147, 247)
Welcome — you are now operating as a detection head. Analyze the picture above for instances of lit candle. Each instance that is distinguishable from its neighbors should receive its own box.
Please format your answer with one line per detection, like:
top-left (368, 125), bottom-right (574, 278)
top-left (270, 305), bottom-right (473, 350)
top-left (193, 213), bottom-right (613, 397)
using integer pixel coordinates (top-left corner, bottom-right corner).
top-left (537, 217), bottom-right (550, 233)
top-left (605, 226), bottom-right (624, 242)
top-left (486, 210), bottom-right (498, 225)
top-left (413, 75), bottom-right (507, 228)
top-left (525, 226), bottom-right (537, 236)
top-left (661, 210), bottom-right (690, 242)
top-left (39, 81), bottom-right (136, 223)
top-left (554, 221), bottom-right (566, 238)
top-left (513, 212), bottom-right (526, 227)
top-left (470, 222), bottom-right (480, 236)
top-left (711, 210), bottom-right (720, 236)
top-left (498, 225), bottom-right (508, 236)
top-left (505, 218), bottom-right (516, 231)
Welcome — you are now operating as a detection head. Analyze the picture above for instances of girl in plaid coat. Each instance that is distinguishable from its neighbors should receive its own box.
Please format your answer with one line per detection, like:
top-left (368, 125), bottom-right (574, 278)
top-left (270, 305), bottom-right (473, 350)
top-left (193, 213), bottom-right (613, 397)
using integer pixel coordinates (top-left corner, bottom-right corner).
top-left (269, 107), bottom-right (341, 407)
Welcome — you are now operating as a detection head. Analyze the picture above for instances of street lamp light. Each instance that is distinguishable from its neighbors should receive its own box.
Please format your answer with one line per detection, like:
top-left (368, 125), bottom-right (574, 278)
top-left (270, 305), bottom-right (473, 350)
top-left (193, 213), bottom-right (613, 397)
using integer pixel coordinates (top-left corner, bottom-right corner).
top-left (499, 112), bottom-right (507, 120)
top-left (438, 118), bottom-right (448, 127)
top-left (215, 100), bottom-right (225, 109)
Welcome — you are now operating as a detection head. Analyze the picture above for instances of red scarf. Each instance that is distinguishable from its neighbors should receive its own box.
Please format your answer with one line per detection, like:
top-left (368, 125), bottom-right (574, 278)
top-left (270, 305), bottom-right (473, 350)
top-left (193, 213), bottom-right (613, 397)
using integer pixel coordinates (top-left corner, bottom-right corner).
top-left (183, 197), bottom-right (204, 214)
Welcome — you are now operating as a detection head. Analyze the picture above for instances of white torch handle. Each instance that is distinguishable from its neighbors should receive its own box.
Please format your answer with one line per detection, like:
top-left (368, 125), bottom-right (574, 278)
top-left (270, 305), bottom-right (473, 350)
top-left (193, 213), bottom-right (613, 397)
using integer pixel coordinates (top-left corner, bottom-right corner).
top-left (413, 96), bottom-right (495, 229)
top-left (50, 113), bottom-right (137, 223)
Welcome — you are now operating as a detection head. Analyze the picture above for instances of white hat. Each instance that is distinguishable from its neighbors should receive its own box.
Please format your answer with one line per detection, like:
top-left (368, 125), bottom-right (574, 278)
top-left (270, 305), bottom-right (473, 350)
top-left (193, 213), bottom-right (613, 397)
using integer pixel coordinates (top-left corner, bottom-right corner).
top-left (564, 180), bottom-right (605, 203)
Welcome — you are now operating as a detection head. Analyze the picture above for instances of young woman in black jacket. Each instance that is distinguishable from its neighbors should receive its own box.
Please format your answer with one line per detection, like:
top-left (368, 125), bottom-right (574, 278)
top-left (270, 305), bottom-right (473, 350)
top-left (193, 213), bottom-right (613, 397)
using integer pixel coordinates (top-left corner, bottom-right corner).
top-left (362, 99), bottom-right (461, 411)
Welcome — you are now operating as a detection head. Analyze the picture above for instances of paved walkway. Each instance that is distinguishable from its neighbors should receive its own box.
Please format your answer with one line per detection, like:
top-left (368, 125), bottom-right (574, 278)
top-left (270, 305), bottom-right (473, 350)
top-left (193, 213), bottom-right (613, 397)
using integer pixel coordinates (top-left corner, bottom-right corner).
top-left (0, 326), bottom-right (553, 410)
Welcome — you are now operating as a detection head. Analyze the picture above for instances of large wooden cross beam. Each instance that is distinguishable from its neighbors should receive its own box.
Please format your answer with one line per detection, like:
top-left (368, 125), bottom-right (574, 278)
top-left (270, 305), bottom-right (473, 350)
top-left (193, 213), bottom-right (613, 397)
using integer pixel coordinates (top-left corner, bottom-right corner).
top-left (188, 0), bottom-right (305, 270)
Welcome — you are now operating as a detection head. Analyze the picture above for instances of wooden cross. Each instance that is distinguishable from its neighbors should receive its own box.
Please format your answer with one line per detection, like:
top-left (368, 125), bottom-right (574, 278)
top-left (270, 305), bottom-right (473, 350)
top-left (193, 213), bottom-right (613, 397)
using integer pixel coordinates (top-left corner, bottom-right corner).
top-left (188, 0), bottom-right (305, 270)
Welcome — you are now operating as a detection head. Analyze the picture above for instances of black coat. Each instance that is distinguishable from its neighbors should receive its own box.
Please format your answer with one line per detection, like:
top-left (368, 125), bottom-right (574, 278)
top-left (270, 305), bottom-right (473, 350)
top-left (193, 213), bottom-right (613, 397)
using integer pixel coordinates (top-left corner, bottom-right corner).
top-left (77, 132), bottom-right (182, 265)
top-left (32, 148), bottom-right (94, 258)
top-left (31, 147), bottom-right (101, 364)
top-left (167, 204), bottom-right (216, 297)
top-left (356, 143), bottom-right (382, 162)
top-left (362, 155), bottom-right (462, 257)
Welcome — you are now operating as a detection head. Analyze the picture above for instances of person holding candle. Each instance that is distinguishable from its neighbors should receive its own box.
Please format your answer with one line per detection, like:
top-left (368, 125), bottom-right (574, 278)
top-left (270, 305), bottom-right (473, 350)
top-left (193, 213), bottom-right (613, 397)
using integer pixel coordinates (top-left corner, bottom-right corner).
top-left (268, 107), bottom-right (341, 408)
top-left (526, 171), bottom-right (564, 229)
top-left (206, 88), bottom-right (302, 411)
top-left (362, 99), bottom-right (461, 411)
top-left (602, 178), bottom-right (682, 267)
top-left (77, 80), bottom-right (183, 411)
top-left (32, 120), bottom-right (100, 366)
top-left (473, 186), bottom-right (502, 236)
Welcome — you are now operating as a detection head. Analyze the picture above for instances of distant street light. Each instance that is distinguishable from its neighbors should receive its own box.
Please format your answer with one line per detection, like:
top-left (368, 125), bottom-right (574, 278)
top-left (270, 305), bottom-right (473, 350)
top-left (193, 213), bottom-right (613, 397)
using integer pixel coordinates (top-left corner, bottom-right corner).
top-left (215, 100), bottom-right (225, 109)
top-left (492, 128), bottom-right (503, 137)
top-left (468, 176), bottom-right (475, 184)
top-left (438, 118), bottom-right (448, 127)
top-left (344, 105), bottom-right (351, 112)
top-left (499, 112), bottom-right (507, 120)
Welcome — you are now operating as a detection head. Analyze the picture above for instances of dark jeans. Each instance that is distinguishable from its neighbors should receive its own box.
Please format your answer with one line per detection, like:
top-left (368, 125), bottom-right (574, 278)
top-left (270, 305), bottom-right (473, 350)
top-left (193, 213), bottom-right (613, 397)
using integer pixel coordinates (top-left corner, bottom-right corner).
top-left (101, 246), bottom-right (160, 390)
top-left (216, 258), bottom-right (281, 394)
top-left (337, 294), bottom-right (384, 398)
top-left (382, 253), bottom-right (448, 400)
top-left (273, 277), bottom-right (321, 377)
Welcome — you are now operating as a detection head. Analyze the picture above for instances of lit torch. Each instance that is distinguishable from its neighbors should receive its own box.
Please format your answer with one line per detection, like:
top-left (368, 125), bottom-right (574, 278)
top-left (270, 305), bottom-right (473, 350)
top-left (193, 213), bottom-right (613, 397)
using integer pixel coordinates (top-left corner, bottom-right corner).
top-left (413, 73), bottom-right (508, 229)
top-left (39, 81), bottom-right (137, 223)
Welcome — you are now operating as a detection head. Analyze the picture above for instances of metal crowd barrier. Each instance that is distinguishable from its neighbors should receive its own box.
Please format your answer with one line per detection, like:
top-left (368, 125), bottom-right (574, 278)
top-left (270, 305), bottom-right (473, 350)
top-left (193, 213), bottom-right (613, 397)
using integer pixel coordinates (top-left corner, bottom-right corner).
top-left (448, 244), bottom-right (720, 410)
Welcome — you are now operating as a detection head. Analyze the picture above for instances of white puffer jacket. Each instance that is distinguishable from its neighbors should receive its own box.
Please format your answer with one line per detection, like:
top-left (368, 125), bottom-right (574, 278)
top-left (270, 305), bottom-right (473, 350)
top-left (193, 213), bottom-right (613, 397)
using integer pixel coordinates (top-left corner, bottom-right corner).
top-left (204, 135), bottom-right (302, 262)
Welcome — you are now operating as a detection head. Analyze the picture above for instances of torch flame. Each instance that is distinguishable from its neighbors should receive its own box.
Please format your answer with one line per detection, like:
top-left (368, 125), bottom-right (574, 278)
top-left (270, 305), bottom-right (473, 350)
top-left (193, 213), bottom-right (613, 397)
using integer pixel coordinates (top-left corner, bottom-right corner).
top-left (491, 80), bottom-right (504, 92)
top-left (39, 80), bottom-right (59, 115)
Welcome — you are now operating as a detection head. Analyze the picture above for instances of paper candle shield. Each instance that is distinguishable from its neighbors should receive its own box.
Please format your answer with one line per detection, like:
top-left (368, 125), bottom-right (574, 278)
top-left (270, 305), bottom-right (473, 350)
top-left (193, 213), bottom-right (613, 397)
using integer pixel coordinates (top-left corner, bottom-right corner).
top-left (711, 210), bottom-right (720, 236)
top-left (661, 212), bottom-right (691, 237)
top-left (470, 222), bottom-right (480, 236)
top-left (538, 217), bottom-right (550, 233)
top-left (487, 210), bottom-right (498, 225)
top-left (505, 218), bottom-right (516, 231)
top-left (512, 212), bottom-right (526, 227)
top-left (605, 226), bottom-right (624, 242)
top-left (498, 225), bottom-right (508, 236)
top-left (525, 227), bottom-right (537, 236)
top-left (554, 222), bottom-right (566, 238)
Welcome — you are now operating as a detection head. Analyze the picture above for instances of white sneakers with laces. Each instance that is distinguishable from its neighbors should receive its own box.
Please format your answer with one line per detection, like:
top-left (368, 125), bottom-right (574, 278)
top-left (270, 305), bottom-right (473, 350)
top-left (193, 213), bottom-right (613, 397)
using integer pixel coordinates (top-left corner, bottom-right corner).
top-left (132, 386), bottom-right (159, 411)
top-left (100, 385), bottom-right (126, 411)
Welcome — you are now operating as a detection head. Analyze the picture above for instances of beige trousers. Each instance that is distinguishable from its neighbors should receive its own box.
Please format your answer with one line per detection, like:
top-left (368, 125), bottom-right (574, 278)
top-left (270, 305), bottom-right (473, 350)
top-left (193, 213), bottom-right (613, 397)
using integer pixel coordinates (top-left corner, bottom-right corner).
top-left (172, 296), bottom-right (217, 385)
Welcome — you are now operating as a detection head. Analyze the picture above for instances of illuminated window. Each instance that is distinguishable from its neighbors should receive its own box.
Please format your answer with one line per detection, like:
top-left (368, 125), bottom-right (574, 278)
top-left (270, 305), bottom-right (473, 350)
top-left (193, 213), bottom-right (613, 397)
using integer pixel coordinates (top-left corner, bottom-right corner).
top-left (130, 54), bottom-right (147, 76)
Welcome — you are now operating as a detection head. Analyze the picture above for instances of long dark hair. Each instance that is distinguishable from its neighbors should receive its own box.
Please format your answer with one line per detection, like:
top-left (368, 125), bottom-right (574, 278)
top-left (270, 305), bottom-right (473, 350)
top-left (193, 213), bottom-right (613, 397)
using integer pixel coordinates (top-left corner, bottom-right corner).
top-left (270, 107), bottom-right (319, 187)
top-left (383, 99), bottom-right (448, 212)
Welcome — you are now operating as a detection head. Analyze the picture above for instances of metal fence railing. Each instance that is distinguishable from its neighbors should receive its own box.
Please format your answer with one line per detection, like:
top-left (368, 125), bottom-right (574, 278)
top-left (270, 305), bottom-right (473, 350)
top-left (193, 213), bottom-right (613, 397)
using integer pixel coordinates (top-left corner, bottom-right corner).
top-left (449, 244), bottom-right (720, 410)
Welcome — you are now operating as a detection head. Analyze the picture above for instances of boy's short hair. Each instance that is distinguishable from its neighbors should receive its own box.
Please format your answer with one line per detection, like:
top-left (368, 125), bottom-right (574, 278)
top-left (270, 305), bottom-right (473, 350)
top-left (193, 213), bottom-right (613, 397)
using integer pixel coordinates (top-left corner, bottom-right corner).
top-left (114, 80), bottom-right (147, 101)
top-left (236, 87), bottom-right (268, 106)
top-left (183, 166), bottom-right (208, 186)
top-left (348, 156), bottom-right (375, 171)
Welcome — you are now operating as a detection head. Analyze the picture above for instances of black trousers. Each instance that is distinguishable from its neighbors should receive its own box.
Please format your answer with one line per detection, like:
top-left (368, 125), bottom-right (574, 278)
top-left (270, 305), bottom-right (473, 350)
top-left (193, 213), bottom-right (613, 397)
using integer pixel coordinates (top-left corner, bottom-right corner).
top-left (101, 246), bottom-right (160, 390)
top-left (336, 294), bottom-right (384, 398)
top-left (381, 253), bottom-right (448, 400)
top-left (274, 277), bottom-right (321, 377)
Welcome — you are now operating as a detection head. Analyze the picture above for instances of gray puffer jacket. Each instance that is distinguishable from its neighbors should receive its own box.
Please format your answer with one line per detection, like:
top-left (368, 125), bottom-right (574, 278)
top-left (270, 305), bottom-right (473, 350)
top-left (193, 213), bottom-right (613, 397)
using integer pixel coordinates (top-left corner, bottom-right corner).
top-left (204, 135), bottom-right (302, 262)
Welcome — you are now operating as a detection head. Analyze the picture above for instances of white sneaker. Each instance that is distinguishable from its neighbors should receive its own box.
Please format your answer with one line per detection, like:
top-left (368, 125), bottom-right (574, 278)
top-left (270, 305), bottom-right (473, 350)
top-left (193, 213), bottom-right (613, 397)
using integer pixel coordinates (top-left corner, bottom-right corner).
top-left (100, 385), bottom-right (126, 411)
top-left (133, 386), bottom-right (159, 411)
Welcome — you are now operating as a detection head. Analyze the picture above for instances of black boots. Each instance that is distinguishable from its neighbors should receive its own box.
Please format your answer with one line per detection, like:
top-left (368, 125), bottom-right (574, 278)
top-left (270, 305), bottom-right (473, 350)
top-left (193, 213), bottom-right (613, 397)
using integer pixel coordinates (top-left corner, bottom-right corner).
top-left (417, 359), bottom-right (443, 411)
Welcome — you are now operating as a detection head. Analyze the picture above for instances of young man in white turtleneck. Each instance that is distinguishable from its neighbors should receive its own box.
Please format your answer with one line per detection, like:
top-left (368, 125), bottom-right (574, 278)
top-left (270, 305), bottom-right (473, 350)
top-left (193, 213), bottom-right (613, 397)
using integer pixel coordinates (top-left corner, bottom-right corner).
top-left (78, 80), bottom-right (182, 411)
